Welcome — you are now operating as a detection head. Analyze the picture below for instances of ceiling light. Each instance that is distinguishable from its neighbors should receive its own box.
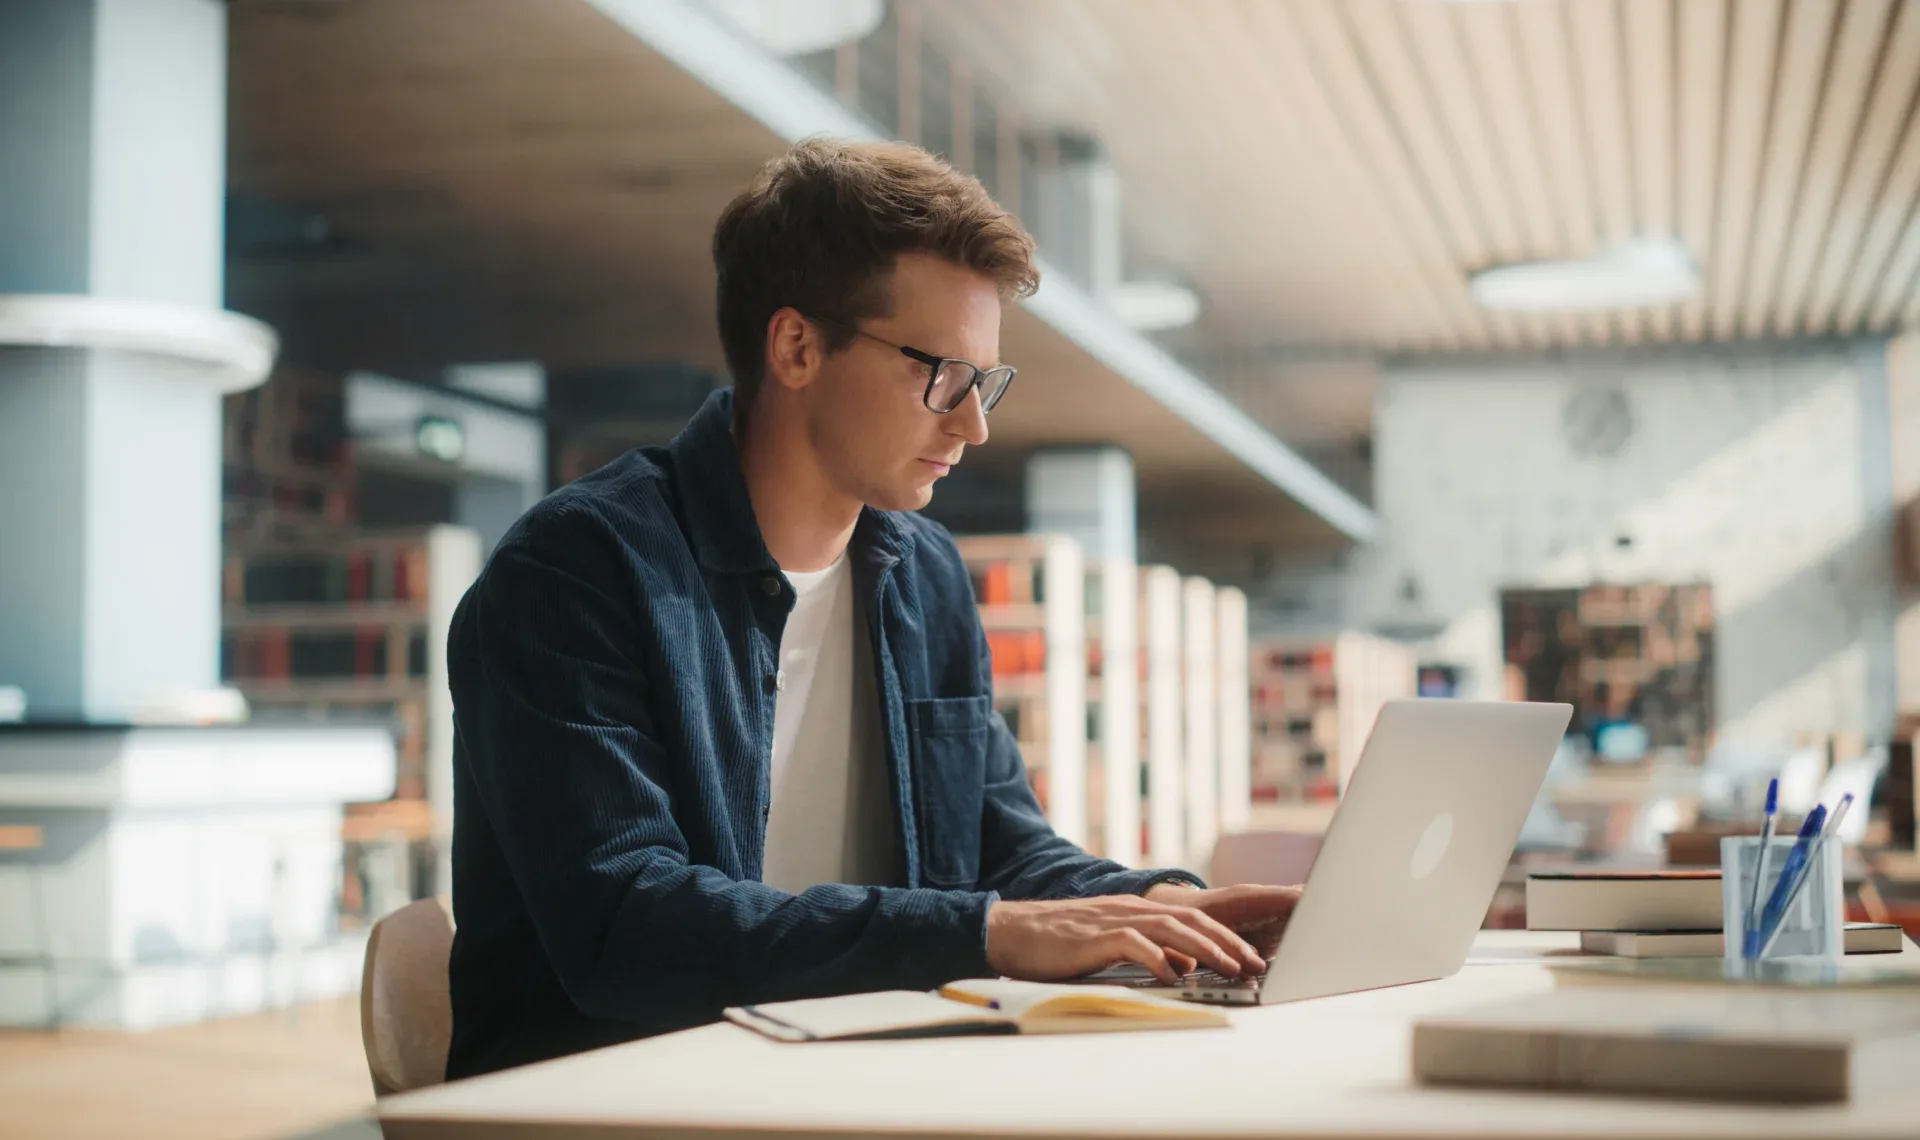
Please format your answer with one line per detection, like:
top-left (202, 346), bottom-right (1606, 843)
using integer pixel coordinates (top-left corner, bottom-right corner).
top-left (1107, 280), bottom-right (1202, 332)
top-left (1469, 238), bottom-right (1699, 312)
top-left (702, 0), bottom-right (882, 56)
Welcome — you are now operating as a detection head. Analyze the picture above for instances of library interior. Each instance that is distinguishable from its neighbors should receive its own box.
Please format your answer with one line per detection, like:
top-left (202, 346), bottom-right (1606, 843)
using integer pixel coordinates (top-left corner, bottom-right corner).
top-left (5, 0), bottom-right (1920, 1137)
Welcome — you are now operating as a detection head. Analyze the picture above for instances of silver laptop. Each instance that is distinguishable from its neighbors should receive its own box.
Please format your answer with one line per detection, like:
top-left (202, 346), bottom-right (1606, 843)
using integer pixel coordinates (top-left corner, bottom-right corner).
top-left (1175, 699), bottom-right (1571, 1005)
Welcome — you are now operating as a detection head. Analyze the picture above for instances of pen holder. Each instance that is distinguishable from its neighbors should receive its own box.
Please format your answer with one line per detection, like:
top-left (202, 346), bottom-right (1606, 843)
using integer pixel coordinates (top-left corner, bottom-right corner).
top-left (1720, 835), bottom-right (1843, 964)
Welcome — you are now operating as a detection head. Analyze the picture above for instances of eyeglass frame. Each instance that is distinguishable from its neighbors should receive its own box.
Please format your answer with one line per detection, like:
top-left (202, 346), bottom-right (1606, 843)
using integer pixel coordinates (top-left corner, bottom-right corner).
top-left (800, 313), bottom-right (1018, 414)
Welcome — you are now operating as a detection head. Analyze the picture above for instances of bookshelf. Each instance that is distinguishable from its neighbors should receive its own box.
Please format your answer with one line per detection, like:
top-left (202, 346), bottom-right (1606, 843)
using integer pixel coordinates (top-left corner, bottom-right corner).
top-left (222, 364), bottom-right (354, 540)
top-left (1248, 632), bottom-right (1417, 804)
top-left (220, 525), bottom-right (481, 905)
top-left (955, 535), bottom-right (1087, 846)
top-left (1140, 565), bottom-right (1186, 869)
top-left (1501, 583), bottom-right (1714, 759)
top-left (1087, 558), bottom-right (1140, 867)
top-left (1182, 577), bottom-right (1219, 868)
top-left (1215, 587), bottom-right (1252, 837)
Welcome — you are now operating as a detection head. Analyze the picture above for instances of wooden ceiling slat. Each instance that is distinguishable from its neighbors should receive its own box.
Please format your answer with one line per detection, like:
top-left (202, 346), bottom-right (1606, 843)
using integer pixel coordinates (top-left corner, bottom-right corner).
top-left (1514, 0), bottom-right (1608, 345)
top-left (1708, 0), bottom-right (1786, 340)
top-left (1392, 1), bottom-right (1553, 346)
top-left (1834, 110), bottom-right (1920, 330)
top-left (1802, 1), bottom-right (1920, 333)
top-left (1279, 0), bottom-right (1499, 349)
top-left (1673, 0), bottom-right (1726, 342)
top-left (1863, 201), bottom-right (1920, 328)
top-left (1766, 0), bottom-right (1894, 335)
top-left (1623, 0), bottom-right (1677, 340)
top-left (1567, 0), bottom-right (1644, 344)
top-left (1739, 0), bottom-right (1840, 340)
top-left (1338, 1), bottom-right (1493, 270)
top-left (1458, 2), bottom-right (1585, 345)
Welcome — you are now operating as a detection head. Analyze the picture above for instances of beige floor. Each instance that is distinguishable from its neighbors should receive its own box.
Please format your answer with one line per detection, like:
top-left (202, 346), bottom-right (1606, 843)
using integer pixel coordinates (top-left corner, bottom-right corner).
top-left (0, 997), bottom-right (377, 1140)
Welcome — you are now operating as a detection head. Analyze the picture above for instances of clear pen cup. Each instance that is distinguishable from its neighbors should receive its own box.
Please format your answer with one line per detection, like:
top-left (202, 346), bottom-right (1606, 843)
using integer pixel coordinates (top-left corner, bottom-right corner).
top-left (1720, 834), bottom-right (1843, 964)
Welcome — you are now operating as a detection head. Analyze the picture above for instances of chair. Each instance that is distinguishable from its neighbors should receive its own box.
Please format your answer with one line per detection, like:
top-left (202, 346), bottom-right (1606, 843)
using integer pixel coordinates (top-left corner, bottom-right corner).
top-left (1208, 829), bottom-right (1323, 889)
top-left (360, 898), bottom-right (454, 1097)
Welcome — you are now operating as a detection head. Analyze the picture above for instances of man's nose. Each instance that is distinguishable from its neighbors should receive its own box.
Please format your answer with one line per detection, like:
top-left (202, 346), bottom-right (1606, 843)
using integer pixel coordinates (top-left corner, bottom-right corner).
top-left (946, 385), bottom-right (989, 446)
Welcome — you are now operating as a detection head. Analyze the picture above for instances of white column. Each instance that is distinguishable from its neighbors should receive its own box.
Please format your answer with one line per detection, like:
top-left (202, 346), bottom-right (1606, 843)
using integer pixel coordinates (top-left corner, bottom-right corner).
top-left (1182, 577), bottom-right (1219, 870)
top-left (0, 0), bottom-right (265, 722)
top-left (1215, 587), bottom-right (1252, 836)
top-left (1039, 537), bottom-right (1087, 848)
top-left (1027, 448), bottom-right (1137, 860)
top-left (1142, 566), bottom-right (1186, 869)
top-left (1099, 559), bottom-right (1141, 867)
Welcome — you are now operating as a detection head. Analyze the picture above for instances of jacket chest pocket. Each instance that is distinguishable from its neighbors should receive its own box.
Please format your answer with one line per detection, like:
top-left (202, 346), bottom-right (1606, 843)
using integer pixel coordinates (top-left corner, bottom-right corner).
top-left (906, 695), bottom-right (990, 889)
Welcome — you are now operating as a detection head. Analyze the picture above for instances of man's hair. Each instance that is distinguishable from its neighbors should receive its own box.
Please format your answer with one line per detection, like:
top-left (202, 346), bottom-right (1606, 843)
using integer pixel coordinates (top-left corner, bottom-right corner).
top-left (712, 138), bottom-right (1040, 427)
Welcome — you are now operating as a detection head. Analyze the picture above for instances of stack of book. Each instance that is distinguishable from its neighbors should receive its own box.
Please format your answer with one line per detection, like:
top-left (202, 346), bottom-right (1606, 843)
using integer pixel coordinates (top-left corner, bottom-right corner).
top-left (1525, 868), bottom-right (1902, 956)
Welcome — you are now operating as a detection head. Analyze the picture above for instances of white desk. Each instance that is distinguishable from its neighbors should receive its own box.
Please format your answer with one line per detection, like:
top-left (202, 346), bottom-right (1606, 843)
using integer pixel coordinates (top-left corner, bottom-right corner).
top-left (380, 931), bottom-right (1920, 1140)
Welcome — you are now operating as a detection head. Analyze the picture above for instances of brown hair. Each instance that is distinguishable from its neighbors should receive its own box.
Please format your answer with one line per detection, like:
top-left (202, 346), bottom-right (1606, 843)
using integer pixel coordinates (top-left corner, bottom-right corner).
top-left (712, 137), bottom-right (1040, 428)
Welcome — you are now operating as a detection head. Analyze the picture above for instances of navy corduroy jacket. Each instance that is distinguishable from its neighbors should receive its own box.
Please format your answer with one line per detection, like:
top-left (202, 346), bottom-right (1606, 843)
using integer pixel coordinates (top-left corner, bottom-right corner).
top-left (445, 389), bottom-right (1198, 1078)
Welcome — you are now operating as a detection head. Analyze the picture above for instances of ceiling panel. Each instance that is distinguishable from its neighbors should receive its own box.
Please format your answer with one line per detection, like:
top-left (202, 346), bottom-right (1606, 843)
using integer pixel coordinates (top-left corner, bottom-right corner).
top-left (917, 0), bottom-right (1920, 352)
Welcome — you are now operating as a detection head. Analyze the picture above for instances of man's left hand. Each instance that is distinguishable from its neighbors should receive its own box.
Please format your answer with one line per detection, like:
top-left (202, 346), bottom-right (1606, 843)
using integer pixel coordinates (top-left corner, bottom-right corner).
top-left (1142, 882), bottom-right (1303, 974)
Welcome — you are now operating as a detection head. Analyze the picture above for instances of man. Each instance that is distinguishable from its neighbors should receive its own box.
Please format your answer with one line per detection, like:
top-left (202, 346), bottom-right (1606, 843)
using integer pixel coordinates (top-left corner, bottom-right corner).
top-left (445, 138), bottom-right (1300, 1079)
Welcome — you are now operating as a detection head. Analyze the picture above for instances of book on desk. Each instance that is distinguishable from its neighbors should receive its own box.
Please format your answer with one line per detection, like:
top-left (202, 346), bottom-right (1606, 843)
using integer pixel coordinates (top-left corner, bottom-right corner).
top-left (725, 980), bottom-right (1226, 1043)
top-left (1413, 985), bottom-right (1920, 1103)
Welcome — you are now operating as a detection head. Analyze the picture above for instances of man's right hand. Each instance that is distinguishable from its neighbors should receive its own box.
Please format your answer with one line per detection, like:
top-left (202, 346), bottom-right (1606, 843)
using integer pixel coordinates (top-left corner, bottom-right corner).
top-left (984, 895), bottom-right (1267, 984)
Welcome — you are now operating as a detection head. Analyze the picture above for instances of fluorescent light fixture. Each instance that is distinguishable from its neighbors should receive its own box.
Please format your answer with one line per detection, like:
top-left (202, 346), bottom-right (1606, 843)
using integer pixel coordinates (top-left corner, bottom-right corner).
top-left (1469, 238), bottom-right (1699, 312)
top-left (1108, 280), bottom-right (1202, 332)
top-left (702, 0), bottom-right (881, 56)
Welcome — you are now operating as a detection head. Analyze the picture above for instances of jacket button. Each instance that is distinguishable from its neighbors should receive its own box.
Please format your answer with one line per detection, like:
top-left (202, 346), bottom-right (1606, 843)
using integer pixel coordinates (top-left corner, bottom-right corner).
top-left (761, 576), bottom-right (782, 596)
top-left (774, 668), bottom-right (786, 693)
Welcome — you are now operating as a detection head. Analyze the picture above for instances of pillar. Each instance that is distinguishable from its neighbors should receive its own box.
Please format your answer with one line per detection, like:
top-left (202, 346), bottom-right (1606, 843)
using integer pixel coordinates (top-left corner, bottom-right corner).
top-left (1027, 448), bottom-right (1142, 865)
top-left (0, 0), bottom-right (265, 722)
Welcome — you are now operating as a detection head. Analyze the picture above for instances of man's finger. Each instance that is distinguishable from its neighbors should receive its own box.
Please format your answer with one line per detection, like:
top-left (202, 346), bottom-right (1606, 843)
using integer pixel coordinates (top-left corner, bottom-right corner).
top-left (1164, 949), bottom-right (1198, 977)
top-left (1108, 928), bottom-right (1179, 984)
top-left (1167, 905), bottom-right (1265, 972)
top-left (1130, 914), bottom-right (1240, 977)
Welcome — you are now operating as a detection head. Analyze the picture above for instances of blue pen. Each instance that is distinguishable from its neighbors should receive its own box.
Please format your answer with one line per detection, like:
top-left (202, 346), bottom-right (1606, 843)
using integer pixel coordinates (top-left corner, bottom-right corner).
top-left (1749, 803), bottom-right (1827, 961)
top-left (1741, 778), bottom-right (1780, 960)
top-left (1755, 794), bottom-right (1856, 959)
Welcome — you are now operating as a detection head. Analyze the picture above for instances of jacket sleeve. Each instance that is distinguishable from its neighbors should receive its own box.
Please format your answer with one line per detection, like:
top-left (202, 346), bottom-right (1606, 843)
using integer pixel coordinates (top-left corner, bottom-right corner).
top-left (450, 505), bottom-right (995, 1030)
top-left (963, 594), bottom-right (1206, 901)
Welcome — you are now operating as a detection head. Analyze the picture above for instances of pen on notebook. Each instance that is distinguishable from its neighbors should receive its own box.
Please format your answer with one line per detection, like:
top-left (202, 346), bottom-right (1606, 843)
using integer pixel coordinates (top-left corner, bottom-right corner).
top-left (1751, 802), bottom-right (1828, 960)
top-left (1741, 778), bottom-right (1780, 960)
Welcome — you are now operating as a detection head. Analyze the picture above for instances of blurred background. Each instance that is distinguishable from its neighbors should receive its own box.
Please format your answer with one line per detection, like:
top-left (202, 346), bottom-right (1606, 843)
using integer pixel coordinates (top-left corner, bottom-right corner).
top-left (3, 0), bottom-right (1920, 1136)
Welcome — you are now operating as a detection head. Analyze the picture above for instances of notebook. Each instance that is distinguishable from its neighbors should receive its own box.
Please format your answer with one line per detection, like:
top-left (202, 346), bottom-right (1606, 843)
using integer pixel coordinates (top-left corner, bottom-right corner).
top-left (725, 980), bottom-right (1227, 1043)
top-left (1413, 986), bottom-right (1920, 1102)
top-left (1525, 869), bottom-right (1722, 931)
top-left (1580, 922), bottom-right (1904, 958)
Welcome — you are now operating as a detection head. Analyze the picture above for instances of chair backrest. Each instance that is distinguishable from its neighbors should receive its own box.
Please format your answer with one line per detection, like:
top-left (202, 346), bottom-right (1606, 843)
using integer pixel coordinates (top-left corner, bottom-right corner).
top-left (1208, 829), bottom-right (1324, 890)
top-left (360, 898), bottom-right (454, 1097)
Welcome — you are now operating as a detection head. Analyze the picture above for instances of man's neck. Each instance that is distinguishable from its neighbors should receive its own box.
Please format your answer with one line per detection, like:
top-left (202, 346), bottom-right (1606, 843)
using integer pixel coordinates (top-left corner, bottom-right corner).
top-left (735, 415), bottom-right (861, 573)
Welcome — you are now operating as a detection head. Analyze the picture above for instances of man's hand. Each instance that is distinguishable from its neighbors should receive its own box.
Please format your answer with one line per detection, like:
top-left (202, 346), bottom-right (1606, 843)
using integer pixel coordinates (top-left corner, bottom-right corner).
top-left (984, 895), bottom-right (1267, 984)
top-left (1142, 882), bottom-right (1305, 962)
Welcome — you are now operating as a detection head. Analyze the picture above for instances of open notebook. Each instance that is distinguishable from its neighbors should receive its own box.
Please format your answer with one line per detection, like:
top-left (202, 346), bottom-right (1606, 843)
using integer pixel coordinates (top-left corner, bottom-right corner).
top-left (725, 980), bottom-right (1227, 1042)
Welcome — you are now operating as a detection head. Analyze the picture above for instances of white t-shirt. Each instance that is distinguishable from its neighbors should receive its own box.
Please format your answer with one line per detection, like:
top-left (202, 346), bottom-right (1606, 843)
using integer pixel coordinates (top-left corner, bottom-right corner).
top-left (760, 553), bottom-right (896, 893)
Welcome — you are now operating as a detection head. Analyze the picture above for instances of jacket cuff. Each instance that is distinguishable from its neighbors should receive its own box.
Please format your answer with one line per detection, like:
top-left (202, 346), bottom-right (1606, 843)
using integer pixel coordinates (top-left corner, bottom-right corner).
top-left (1118, 868), bottom-right (1210, 896)
top-left (892, 888), bottom-right (999, 983)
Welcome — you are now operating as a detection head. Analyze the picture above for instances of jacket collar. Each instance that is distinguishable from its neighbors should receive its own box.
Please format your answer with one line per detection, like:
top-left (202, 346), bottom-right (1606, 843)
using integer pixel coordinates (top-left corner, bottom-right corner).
top-left (670, 388), bottom-right (917, 576)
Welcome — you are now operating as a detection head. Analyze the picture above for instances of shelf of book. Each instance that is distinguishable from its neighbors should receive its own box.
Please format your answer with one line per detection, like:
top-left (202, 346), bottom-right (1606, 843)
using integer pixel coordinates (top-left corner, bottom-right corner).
top-left (956, 534), bottom-right (1087, 847)
top-left (1248, 632), bottom-right (1417, 804)
top-left (1140, 565), bottom-right (1185, 869)
top-left (1086, 558), bottom-right (1140, 868)
top-left (221, 525), bottom-right (481, 903)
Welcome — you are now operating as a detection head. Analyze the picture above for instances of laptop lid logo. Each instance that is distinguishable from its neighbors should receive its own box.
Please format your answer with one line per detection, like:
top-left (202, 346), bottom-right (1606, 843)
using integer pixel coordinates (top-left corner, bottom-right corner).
top-left (1410, 812), bottom-right (1454, 881)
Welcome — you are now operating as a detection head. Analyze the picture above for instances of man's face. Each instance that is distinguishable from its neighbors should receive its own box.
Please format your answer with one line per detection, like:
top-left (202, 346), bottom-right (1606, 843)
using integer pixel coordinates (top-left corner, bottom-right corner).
top-left (805, 252), bottom-right (1000, 512)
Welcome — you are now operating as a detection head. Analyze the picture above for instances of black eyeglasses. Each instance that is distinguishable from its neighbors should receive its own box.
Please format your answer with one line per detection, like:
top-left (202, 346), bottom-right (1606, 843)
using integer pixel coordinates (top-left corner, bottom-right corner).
top-left (804, 314), bottom-right (1017, 414)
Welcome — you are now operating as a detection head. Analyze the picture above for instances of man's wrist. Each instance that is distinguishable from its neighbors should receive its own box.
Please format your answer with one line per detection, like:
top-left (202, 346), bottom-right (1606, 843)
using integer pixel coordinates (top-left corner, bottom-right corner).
top-left (1141, 871), bottom-right (1206, 901)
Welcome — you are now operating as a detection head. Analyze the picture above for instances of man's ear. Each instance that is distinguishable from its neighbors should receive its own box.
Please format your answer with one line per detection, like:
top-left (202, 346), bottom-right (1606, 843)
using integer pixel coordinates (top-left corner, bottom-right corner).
top-left (764, 308), bottom-right (821, 394)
